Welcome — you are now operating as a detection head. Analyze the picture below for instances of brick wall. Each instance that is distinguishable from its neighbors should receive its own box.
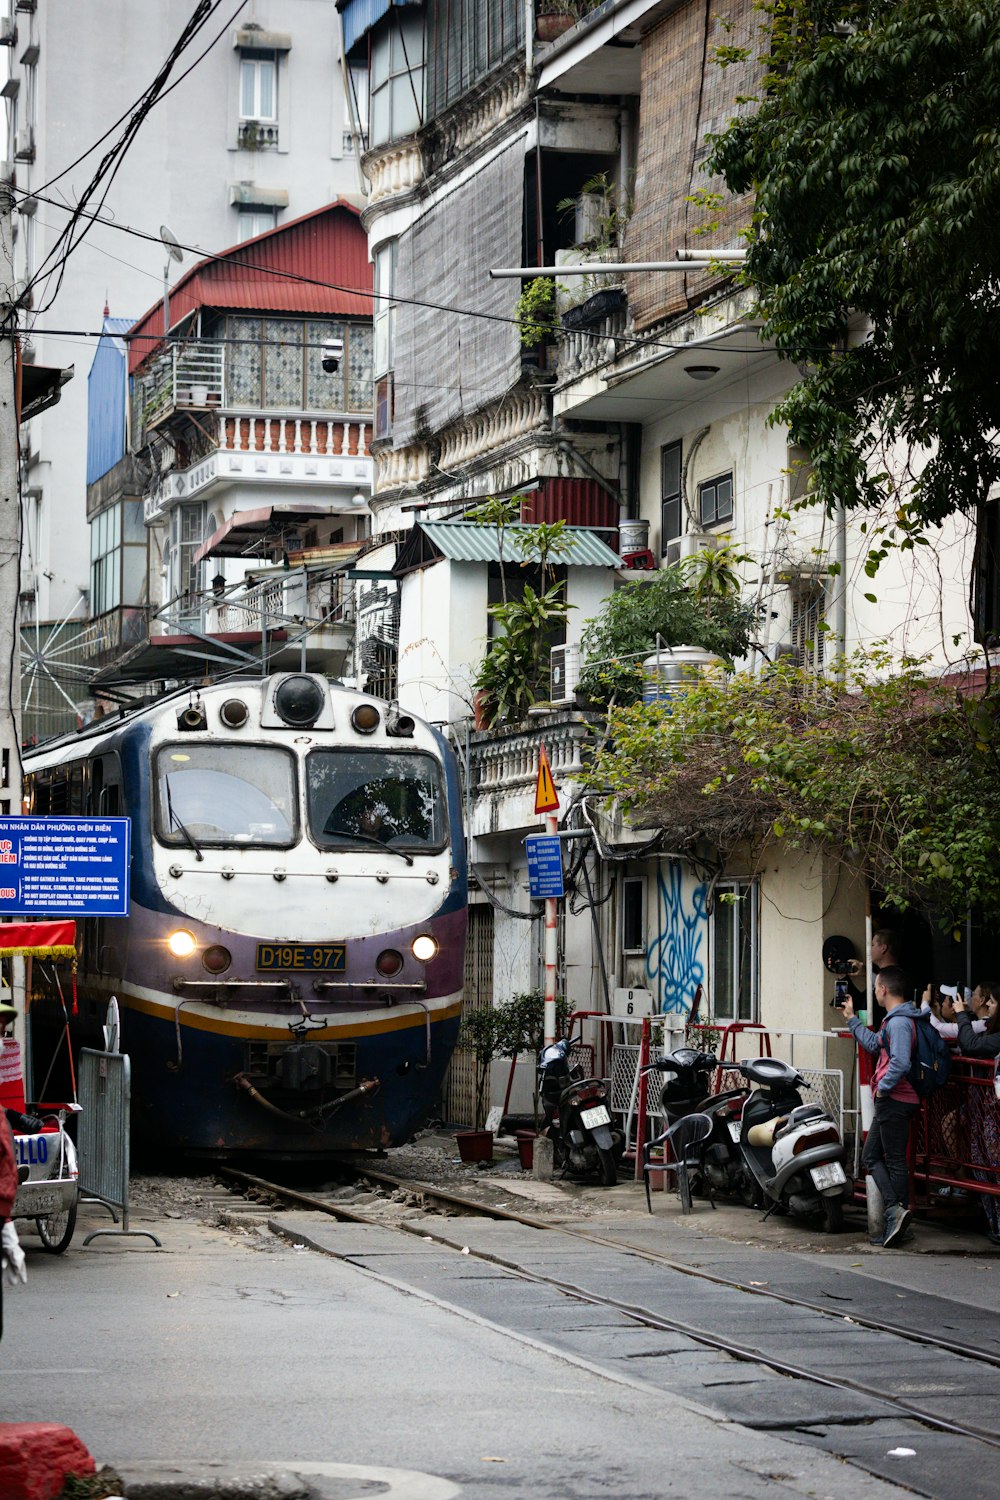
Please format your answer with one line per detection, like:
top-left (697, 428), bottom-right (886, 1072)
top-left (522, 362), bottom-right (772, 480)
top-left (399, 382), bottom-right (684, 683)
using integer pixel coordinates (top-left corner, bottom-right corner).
top-left (625, 0), bottom-right (759, 331)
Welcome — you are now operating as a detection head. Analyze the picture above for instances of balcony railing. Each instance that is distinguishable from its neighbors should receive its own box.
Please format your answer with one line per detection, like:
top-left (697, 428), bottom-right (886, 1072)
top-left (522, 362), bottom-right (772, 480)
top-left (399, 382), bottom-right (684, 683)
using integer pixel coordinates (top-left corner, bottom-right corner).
top-left (134, 341), bottom-right (225, 442)
top-left (79, 606), bottom-right (152, 665)
top-left (466, 711), bottom-right (602, 838)
top-left (220, 415), bottom-right (372, 458)
top-left (163, 567), bottom-right (357, 644)
top-left (555, 301), bottom-right (628, 390)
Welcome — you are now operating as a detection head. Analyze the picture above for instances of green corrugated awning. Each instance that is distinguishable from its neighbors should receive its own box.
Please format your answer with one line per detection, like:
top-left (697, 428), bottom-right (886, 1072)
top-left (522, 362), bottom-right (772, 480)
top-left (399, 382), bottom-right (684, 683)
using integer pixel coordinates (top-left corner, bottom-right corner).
top-left (394, 522), bottom-right (621, 575)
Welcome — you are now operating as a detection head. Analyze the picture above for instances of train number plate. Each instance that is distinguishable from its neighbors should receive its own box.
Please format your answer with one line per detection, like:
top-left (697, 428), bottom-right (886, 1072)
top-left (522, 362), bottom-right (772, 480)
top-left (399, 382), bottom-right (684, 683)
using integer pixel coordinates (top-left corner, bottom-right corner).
top-left (256, 943), bottom-right (346, 972)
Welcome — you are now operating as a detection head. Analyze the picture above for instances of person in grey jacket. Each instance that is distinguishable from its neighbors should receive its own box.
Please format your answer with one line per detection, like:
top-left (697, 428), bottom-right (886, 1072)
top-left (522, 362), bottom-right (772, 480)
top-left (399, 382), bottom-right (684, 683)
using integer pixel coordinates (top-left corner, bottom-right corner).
top-left (843, 967), bottom-right (920, 1248)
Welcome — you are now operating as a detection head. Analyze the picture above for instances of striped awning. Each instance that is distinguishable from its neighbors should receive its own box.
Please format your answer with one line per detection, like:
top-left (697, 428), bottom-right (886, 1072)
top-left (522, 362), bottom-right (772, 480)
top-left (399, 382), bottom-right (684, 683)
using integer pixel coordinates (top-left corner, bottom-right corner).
top-left (394, 522), bottom-right (622, 575)
top-left (337, 0), bottom-right (421, 56)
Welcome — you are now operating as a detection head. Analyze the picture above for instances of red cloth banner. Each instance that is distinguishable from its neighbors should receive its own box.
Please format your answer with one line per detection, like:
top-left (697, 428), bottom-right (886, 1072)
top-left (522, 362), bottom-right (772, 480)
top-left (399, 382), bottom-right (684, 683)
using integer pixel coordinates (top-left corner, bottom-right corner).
top-left (0, 920), bottom-right (77, 957)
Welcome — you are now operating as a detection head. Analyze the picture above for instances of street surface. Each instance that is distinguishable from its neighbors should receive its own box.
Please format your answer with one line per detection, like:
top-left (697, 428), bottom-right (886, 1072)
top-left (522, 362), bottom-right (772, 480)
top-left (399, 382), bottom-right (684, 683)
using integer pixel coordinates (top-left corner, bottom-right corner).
top-left (2, 1146), bottom-right (998, 1499)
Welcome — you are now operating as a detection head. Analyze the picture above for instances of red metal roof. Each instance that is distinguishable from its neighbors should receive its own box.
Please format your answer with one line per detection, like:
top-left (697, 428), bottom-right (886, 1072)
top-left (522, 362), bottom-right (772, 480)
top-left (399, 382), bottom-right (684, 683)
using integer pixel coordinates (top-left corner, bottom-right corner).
top-left (128, 201), bottom-right (372, 374)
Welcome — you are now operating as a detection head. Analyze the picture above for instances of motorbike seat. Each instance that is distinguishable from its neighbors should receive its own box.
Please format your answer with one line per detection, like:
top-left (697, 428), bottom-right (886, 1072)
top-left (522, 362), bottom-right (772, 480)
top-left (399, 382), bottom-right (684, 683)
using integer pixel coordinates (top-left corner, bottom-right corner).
top-left (775, 1104), bottom-right (826, 1139)
top-left (746, 1115), bottom-right (788, 1148)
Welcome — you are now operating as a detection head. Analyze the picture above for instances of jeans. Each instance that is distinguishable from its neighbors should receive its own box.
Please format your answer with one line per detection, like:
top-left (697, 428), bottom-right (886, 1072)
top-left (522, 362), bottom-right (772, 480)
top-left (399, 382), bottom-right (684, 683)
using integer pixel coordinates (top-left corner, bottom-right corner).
top-left (863, 1095), bottom-right (918, 1210)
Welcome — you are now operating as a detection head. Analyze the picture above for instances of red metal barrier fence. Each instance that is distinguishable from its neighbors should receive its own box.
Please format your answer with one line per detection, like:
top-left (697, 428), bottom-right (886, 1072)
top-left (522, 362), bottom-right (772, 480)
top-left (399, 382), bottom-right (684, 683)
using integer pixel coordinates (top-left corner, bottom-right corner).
top-left (911, 1055), bottom-right (1000, 1229)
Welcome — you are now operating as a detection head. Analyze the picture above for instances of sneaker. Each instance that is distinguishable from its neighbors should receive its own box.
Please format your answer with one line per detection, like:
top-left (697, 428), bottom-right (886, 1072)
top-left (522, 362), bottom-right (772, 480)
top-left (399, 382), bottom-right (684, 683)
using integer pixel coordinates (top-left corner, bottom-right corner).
top-left (881, 1204), bottom-right (913, 1248)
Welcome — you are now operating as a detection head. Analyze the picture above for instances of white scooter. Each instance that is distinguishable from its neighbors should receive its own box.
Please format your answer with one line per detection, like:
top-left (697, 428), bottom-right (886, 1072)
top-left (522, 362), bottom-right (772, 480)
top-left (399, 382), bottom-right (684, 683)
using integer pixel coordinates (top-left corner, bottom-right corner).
top-left (736, 1057), bottom-right (851, 1233)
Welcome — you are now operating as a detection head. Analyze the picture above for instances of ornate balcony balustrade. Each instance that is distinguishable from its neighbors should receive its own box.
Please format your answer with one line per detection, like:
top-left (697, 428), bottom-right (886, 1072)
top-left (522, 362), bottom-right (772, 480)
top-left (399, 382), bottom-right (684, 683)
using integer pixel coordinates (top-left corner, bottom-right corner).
top-left (466, 711), bottom-right (602, 839)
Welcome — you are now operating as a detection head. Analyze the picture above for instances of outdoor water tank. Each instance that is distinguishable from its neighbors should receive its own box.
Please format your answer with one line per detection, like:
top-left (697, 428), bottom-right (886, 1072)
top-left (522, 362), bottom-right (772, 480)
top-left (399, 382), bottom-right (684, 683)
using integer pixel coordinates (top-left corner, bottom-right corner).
top-left (618, 518), bottom-right (650, 556)
top-left (641, 645), bottom-right (724, 704)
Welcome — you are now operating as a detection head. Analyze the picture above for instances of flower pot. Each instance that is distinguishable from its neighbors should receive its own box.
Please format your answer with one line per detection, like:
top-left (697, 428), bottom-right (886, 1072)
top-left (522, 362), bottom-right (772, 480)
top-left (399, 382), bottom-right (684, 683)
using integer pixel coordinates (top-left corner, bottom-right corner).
top-left (537, 12), bottom-right (575, 41)
top-left (456, 1129), bottom-right (494, 1164)
top-left (515, 1130), bottom-right (536, 1170)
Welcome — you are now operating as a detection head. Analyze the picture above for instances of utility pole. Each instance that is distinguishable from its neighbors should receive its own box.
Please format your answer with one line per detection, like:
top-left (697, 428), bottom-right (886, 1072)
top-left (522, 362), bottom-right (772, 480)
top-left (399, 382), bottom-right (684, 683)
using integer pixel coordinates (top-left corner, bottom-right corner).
top-left (0, 172), bottom-right (24, 1049)
top-left (0, 174), bottom-right (23, 813)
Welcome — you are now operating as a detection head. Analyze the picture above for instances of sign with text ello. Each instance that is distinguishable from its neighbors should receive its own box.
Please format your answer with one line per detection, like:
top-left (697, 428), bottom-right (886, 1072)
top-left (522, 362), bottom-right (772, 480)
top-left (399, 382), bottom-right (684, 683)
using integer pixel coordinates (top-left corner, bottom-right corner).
top-left (526, 834), bottom-right (564, 900)
top-left (0, 818), bottom-right (131, 917)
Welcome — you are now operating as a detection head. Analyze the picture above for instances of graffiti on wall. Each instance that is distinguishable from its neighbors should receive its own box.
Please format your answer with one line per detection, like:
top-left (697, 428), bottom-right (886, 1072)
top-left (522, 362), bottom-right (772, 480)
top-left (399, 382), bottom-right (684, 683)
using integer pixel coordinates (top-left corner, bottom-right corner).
top-left (645, 861), bottom-right (707, 1015)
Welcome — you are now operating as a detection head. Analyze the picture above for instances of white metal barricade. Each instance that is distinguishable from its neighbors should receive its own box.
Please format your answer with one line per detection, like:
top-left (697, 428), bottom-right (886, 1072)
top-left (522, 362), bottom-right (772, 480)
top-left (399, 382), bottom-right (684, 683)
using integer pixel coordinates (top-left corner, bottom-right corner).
top-left (78, 1043), bottom-right (161, 1247)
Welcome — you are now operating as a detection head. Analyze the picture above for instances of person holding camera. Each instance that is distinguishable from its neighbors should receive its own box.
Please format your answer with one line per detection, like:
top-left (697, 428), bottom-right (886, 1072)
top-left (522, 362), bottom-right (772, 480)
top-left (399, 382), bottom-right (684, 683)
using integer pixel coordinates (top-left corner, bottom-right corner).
top-left (843, 967), bottom-right (920, 1248)
top-left (845, 929), bottom-right (905, 1026)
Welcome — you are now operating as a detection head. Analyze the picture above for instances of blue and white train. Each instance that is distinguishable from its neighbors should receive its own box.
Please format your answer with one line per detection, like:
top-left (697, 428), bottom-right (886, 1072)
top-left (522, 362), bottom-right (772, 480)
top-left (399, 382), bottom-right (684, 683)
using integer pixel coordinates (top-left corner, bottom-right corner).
top-left (23, 673), bottom-right (467, 1159)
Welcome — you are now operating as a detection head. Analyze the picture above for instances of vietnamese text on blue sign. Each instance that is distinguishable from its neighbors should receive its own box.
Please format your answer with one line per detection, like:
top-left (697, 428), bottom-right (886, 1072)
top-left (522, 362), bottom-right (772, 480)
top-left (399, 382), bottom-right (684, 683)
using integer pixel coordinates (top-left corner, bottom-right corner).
top-left (0, 818), bottom-right (131, 917)
top-left (525, 834), bottom-right (565, 900)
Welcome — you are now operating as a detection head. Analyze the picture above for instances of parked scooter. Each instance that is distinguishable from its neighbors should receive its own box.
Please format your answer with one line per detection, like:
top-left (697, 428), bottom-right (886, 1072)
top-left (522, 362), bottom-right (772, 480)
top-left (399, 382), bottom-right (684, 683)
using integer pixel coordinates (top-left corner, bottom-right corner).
top-left (736, 1056), bottom-right (851, 1232)
top-left (641, 1047), bottom-right (749, 1199)
top-left (538, 1037), bottom-right (624, 1186)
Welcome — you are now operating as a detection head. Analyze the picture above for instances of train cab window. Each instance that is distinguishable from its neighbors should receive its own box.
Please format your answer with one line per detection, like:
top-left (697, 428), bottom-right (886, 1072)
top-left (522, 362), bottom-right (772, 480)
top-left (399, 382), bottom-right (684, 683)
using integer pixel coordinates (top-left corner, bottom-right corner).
top-left (306, 750), bottom-right (446, 852)
top-left (154, 744), bottom-right (298, 849)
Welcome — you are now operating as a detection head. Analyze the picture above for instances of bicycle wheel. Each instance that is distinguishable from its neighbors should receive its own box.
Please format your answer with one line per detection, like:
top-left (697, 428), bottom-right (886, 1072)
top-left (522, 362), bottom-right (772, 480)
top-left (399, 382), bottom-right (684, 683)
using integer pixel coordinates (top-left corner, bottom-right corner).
top-left (36, 1195), bottom-right (78, 1254)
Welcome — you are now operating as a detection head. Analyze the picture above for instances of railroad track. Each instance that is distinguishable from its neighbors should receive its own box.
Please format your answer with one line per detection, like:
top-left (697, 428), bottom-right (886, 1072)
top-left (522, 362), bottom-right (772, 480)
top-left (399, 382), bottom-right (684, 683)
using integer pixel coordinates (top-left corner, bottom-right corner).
top-left (220, 1164), bottom-right (1000, 1498)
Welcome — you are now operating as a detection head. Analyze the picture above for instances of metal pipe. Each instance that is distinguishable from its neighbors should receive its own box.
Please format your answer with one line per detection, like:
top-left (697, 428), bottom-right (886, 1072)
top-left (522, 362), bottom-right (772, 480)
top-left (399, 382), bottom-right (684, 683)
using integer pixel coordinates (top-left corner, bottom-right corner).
top-left (491, 262), bottom-right (735, 277)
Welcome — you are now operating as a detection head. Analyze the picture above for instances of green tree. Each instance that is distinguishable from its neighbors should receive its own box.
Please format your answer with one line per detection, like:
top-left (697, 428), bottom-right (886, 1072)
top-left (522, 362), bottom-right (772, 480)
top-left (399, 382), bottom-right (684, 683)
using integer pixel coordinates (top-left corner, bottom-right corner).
top-left (577, 555), bottom-right (756, 708)
top-left (707, 0), bottom-right (1000, 536)
top-left (593, 652), bottom-right (1000, 925)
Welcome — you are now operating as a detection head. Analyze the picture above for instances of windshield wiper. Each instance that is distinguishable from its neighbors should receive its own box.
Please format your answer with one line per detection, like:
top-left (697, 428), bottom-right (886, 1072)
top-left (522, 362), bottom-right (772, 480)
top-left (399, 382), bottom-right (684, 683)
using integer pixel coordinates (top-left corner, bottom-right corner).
top-left (331, 830), bottom-right (413, 866)
top-left (166, 782), bottom-right (204, 862)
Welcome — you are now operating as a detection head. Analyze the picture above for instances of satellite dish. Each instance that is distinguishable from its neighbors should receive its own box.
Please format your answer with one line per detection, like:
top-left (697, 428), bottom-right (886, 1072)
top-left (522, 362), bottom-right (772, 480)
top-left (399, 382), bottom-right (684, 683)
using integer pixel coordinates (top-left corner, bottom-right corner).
top-left (160, 225), bottom-right (184, 264)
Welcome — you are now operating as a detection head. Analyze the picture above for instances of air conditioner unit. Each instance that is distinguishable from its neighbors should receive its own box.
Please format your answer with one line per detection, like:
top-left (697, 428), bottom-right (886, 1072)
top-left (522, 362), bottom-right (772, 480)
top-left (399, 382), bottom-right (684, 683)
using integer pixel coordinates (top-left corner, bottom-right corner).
top-left (550, 642), bottom-right (581, 705)
top-left (0, 18), bottom-right (16, 45)
top-left (664, 530), bottom-right (719, 567)
top-left (14, 127), bottom-right (34, 161)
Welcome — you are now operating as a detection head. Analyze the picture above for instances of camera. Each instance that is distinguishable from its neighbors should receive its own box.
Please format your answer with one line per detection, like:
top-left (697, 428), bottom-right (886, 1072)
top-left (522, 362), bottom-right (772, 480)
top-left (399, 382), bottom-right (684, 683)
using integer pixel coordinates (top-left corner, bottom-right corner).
top-left (321, 337), bottom-right (344, 374)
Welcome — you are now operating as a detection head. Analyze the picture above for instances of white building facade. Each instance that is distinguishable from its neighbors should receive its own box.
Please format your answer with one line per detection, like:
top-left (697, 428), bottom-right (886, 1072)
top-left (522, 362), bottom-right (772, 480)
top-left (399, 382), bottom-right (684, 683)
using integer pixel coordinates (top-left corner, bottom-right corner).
top-left (5, 0), bottom-right (365, 638)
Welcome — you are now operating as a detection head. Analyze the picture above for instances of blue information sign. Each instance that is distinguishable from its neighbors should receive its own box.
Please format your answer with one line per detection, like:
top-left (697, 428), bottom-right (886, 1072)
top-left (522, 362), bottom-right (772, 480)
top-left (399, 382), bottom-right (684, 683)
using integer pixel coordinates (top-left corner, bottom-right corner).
top-left (0, 818), bottom-right (131, 917)
top-left (526, 834), bottom-right (564, 900)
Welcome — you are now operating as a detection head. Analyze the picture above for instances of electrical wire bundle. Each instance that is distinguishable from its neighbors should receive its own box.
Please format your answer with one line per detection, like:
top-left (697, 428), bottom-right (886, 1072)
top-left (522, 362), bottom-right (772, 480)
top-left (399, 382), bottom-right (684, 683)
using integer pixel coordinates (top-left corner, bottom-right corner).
top-left (26, 0), bottom-right (249, 317)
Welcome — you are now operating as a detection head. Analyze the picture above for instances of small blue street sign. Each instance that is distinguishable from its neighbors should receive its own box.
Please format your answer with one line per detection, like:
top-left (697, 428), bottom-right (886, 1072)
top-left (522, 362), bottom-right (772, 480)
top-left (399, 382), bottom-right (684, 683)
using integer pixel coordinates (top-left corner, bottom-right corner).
top-left (0, 818), bottom-right (131, 917)
top-left (526, 833), bottom-right (564, 900)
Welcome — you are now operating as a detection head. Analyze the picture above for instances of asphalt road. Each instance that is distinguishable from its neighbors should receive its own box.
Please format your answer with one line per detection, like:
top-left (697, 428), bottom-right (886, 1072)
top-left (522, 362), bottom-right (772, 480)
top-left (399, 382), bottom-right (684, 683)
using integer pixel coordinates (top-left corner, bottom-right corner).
top-left (0, 1197), bottom-right (924, 1500)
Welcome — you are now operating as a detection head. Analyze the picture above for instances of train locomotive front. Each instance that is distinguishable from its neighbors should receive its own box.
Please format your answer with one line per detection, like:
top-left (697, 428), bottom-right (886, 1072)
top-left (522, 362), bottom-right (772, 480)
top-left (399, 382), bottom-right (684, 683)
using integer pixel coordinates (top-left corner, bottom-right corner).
top-left (25, 674), bottom-right (467, 1159)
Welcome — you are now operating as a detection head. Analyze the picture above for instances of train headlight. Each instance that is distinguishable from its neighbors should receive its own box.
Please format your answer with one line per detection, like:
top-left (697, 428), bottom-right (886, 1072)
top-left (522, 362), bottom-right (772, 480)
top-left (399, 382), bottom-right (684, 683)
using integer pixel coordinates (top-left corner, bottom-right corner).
top-left (411, 934), bottom-right (438, 963)
top-left (167, 929), bottom-right (197, 958)
top-left (202, 944), bottom-right (232, 975)
top-left (274, 675), bottom-right (325, 727)
top-left (376, 948), bottom-right (403, 977)
top-left (220, 698), bottom-right (249, 729)
top-left (351, 704), bottom-right (381, 734)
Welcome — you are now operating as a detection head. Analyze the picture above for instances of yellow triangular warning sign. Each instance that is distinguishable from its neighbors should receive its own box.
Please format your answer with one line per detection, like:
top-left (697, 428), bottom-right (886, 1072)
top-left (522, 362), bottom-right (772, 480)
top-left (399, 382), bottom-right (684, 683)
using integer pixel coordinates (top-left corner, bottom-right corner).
top-left (535, 743), bottom-right (559, 815)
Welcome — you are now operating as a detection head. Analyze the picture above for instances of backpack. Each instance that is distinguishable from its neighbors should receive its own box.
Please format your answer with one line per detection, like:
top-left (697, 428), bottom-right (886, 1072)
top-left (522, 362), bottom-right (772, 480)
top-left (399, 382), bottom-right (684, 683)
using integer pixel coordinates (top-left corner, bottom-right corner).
top-left (886, 1012), bottom-right (951, 1097)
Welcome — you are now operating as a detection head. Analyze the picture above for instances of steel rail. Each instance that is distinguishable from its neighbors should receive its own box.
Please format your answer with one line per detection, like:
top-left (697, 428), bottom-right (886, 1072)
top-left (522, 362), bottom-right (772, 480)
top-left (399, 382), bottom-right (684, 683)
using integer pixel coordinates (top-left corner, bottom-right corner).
top-left (218, 1158), bottom-right (1000, 1452)
top-left (220, 1164), bottom-right (1000, 1450)
top-left (348, 1162), bottom-right (1000, 1373)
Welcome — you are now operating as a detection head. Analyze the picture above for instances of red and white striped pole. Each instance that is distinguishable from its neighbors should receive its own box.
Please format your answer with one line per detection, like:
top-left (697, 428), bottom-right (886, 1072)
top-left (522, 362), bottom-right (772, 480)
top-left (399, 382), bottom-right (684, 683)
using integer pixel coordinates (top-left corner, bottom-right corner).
top-left (543, 808), bottom-right (559, 1046)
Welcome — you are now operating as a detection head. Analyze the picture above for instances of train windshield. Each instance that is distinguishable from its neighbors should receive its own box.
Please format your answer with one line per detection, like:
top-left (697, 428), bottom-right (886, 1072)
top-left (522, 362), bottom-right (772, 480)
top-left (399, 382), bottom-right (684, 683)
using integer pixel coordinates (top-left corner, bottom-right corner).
top-left (155, 744), bottom-right (297, 849)
top-left (306, 750), bottom-right (447, 852)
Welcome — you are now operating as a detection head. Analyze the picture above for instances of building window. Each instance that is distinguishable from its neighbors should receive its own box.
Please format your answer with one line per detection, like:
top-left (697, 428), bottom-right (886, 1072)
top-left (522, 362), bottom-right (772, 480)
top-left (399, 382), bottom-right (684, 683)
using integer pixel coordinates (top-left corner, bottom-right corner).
top-left (225, 316), bottom-right (373, 415)
top-left (661, 441), bottom-right (682, 551)
top-left (171, 502), bottom-right (207, 618)
top-left (699, 472), bottom-right (733, 529)
top-left (346, 65), bottom-right (369, 155)
top-left (89, 500), bottom-right (147, 618)
top-left (711, 880), bottom-right (758, 1022)
top-left (236, 207), bottom-right (277, 242)
top-left (621, 876), bottom-right (646, 954)
top-left (369, 14), bottom-right (423, 147)
top-left (790, 581), bottom-right (827, 674)
top-left (240, 54), bottom-right (276, 121)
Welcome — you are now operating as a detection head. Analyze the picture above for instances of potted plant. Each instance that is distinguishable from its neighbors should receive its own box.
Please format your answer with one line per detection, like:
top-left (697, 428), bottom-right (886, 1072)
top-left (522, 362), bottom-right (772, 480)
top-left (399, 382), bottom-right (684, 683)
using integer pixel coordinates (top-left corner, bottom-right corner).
top-left (456, 1005), bottom-right (506, 1161)
top-left (515, 276), bottom-right (556, 353)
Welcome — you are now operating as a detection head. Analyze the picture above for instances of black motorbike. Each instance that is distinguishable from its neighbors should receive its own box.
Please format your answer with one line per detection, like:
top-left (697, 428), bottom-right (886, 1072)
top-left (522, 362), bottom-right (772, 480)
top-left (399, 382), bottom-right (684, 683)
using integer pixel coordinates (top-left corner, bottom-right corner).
top-left (538, 1037), bottom-right (624, 1186)
top-left (641, 1047), bottom-right (750, 1201)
